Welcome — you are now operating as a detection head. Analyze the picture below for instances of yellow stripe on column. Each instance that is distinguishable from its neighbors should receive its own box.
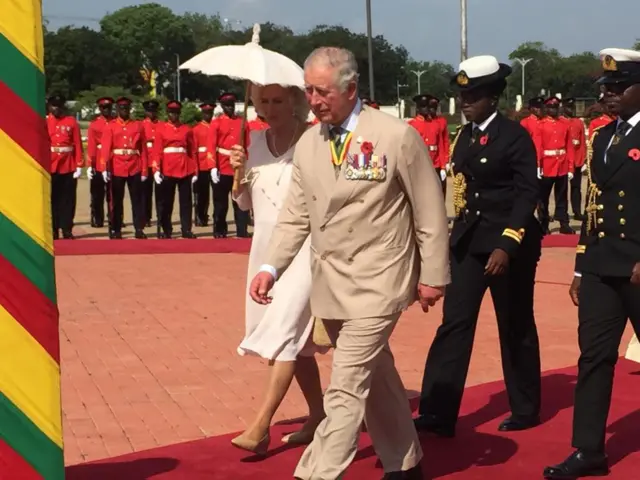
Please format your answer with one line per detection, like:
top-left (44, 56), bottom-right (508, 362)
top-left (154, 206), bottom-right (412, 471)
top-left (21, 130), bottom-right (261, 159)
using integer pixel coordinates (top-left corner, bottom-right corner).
top-left (0, 306), bottom-right (62, 448)
top-left (0, 0), bottom-right (44, 70)
top-left (0, 129), bottom-right (52, 254)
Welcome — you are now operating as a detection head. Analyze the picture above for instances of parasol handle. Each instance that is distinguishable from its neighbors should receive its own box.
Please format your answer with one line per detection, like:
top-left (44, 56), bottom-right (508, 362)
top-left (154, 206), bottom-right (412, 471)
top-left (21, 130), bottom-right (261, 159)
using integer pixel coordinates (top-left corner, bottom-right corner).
top-left (232, 79), bottom-right (252, 194)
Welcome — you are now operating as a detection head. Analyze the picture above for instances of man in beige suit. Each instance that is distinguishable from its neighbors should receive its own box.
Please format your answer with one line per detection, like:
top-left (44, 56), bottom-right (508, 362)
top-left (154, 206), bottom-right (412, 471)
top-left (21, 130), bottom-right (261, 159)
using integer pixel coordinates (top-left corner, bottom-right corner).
top-left (249, 47), bottom-right (450, 480)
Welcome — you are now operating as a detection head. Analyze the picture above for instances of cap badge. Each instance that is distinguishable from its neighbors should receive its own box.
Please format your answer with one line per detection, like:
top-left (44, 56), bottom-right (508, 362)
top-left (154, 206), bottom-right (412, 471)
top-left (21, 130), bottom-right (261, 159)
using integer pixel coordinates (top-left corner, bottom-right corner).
top-left (602, 55), bottom-right (617, 72)
top-left (456, 71), bottom-right (469, 86)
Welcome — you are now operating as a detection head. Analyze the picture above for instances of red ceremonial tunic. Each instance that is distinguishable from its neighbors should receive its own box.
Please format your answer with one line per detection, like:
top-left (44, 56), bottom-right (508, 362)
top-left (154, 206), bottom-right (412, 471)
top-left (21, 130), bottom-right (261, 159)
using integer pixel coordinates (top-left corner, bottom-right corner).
top-left (563, 116), bottom-right (587, 168)
top-left (407, 115), bottom-right (449, 168)
top-left (206, 114), bottom-right (242, 176)
top-left (588, 114), bottom-right (615, 139)
top-left (535, 116), bottom-right (576, 177)
top-left (142, 118), bottom-right (160, 169)
top-left (47, 114), bottom-right (83, 174)
top-left (87, 115), bottom-right (111, 172)
top-left (192, 121), bottom-right (212, 171)
top-left (248, 118), bottom-right (269, 131)
top-left (153, 121), bottom-right (197, 178)
top-left (100, 118), bottom-right (148, 177)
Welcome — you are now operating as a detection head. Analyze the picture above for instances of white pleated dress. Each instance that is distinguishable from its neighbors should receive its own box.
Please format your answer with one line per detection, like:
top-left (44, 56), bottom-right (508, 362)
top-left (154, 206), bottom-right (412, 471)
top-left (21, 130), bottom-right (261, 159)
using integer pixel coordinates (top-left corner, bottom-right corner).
top-left (234, 130), bottom-right (326, 361)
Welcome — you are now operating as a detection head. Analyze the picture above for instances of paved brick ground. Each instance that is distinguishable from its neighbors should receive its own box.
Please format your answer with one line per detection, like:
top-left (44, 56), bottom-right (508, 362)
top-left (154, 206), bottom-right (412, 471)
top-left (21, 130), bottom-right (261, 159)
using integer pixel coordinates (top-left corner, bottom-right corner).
top-left (57, 247), bottom-right (634, 465)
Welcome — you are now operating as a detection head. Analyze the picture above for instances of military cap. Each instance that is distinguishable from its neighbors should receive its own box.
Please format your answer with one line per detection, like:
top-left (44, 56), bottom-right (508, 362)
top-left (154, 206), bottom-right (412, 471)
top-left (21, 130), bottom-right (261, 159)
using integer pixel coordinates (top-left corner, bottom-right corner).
top-left (96, 97), bottom-right (114, 106)
top-left (528, 96), bottom-right (544, 108)
top-left (219, 92), bottom-right (237, 103)
top-left (199, 102), bottom-right (216, 111)
top-left (47, 94), bottom-right (66, 107)
top-left (598, 48), bottom-right (640, 85)
top-left (544, 96), bottom-right (561, 106)
top-left (413, 94), bottom-right (439, 106)
top-left (142, 99), bottom-right (160, 111)
top-left (115, 97), bottom-right (132, 106)
top-left (166, 100), bottom-right (182, 110)
top-left (563, 97), bottom-right (576, 106)
top-left (451, 55), bottom-right (511, 90)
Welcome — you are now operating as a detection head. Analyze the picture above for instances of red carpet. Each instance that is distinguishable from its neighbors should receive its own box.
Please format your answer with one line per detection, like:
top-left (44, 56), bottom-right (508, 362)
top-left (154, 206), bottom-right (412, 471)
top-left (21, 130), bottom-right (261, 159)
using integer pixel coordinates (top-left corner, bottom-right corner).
top-left (65, 359), bottom-right (640, 479)
top-left (54, 234), bottom-right (578, 256)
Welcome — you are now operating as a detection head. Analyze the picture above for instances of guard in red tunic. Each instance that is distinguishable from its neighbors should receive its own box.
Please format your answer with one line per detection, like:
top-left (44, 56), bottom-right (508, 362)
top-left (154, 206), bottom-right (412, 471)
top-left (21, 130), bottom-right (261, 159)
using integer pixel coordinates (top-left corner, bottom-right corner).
top-left (142, 100), bottom-right (160, 230)
top-left (536, 96), bottom-right (576, 234)
top-left (206, 92), bottom-right (250, 238)
top-left (193, 102), bottom-right (216, 226)
top-left (46, 94), bottom-right (84, 239)
top-left (588, 94), bottom-right (616, 137)
top-left (153, 100), bottom-right (198, 239)
top-left (248, 113), bottom-right (269, 131)
top-left (86, 96), bottom-right (113, 228)
top-left (562, 98), bottom-right (587, 220)
top-left (520, 96), bottom-right (544, 136)
top-left (100, 97), bottom-right (148, 240)
top-left (408, 94), bottom-right (450, 196)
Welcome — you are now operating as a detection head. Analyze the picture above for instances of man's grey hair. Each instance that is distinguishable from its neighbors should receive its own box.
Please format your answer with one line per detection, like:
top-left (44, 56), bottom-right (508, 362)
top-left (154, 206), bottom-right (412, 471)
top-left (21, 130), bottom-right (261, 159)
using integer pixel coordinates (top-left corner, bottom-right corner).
top-left (304, 47), bottom-right (359, 92)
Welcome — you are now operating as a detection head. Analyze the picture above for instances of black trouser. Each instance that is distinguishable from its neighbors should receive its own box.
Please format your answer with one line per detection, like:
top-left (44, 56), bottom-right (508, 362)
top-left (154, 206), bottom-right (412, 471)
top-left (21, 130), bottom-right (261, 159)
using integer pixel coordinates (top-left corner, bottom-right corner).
top-left (51, 172), bottom-right (76, 233)
top-left (143, 168), bottom-right (156, 224)
top-left (213, 174), bottom-right (250, 236)
top-left (158, 176), bottom-right (192, 235)
top-left (109, 174), bottom-right (145, 233)
top-left (418, 234), bottom-right (542, 428)
top-left (572, 273), bottom-right (640, 452)
top-left (435, 167), bottom-right (447, 198)
top-left (539, 175), bottom-right (569, 227)
top-left (194, 169), bottom-right (212, 223)
top-left (90, 171), bottom-right (106, 226)
top-left (570, 167), bottom-right (583, 216)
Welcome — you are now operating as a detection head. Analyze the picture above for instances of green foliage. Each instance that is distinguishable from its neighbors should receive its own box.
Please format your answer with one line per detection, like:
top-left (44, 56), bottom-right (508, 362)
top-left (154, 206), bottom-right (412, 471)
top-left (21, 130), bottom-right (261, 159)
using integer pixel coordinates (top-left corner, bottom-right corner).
top-left (634, 40), bottom-right (640, 50)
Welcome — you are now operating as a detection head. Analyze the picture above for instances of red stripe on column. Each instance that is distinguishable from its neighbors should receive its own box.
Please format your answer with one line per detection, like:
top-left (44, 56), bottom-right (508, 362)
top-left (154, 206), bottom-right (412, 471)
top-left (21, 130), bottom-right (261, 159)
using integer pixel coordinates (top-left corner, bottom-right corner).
top-left (0, 438), bottom-right (43, 480)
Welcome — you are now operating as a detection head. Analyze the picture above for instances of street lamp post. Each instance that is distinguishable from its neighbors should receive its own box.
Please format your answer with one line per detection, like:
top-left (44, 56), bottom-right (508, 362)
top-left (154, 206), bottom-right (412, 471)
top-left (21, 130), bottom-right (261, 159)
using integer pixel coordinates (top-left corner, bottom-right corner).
top-left (513, 57), bottom-right (533, 98)
top-left (397, 79), bottom-right (408, 117)
top-left (411, 70), bottom-right (426, 94)
top-left (460, 0), bottom-right (468, 124)
top-left (365, 0), bottom-right (375, 100)
top-left (175, 54), bottom-right (181, 102)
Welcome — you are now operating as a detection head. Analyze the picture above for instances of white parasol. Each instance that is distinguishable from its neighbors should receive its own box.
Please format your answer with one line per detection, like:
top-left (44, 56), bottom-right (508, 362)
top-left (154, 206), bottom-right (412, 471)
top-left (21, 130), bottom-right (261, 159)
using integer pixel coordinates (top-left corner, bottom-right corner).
top-left (179, 24), bottom-right (304, 192)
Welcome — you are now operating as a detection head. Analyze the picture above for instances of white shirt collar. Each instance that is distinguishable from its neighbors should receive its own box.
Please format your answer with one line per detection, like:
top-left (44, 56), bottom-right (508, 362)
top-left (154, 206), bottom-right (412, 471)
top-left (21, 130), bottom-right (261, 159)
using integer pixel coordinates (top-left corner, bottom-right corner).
top-left (473, 111), bottom-right (498, 131)
top-left (619, 111), bottom-right (640, 130)
top-left (335, 99), bottom-right (362, 133)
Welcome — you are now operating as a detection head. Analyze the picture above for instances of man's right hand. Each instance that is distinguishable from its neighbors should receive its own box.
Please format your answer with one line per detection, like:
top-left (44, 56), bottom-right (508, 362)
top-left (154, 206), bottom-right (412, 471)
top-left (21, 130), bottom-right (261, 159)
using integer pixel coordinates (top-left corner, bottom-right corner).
top-left (569, 276), bottom-right (581, 306)
top-left (249, 272), bottom-right (275, 305)
top-left (418, 284), bottom-right (445, 312)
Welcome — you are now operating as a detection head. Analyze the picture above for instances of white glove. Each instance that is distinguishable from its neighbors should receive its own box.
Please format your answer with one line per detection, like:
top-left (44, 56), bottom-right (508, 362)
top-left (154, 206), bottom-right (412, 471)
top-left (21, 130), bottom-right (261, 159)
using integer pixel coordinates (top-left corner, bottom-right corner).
top-left (581, 164), bottom-right (587, 173)
top-left (439, 169), bottom-right (447, 182)
top-left (445, 163), bottom-right (451, 172)
top-left (191, 175), bottom-right (198, 184)
top-left (154, 171), bottom-right (163, 185)
top-left (537, 167), bottom-right (543, 180)
top-left (73, 167), bottom-right (82, 179)
top-left (568, 172), bottom-right (574, 181)
top-left (102, 171), bottom-right (110, 183)
top-left (141, 175), bottom-right (147, 182)
top-left (211, 168), bottom-right (220, 184)
top-left (86, 167), bottom-right (94, 180)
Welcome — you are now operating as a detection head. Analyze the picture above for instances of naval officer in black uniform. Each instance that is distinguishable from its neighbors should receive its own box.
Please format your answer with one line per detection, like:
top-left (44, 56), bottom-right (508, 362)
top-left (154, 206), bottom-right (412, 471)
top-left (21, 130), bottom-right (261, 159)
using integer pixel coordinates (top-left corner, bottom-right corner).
top-left (414, 55), bottom-right (543, 437)
top-left (544, 47), bottom-right (640, 480)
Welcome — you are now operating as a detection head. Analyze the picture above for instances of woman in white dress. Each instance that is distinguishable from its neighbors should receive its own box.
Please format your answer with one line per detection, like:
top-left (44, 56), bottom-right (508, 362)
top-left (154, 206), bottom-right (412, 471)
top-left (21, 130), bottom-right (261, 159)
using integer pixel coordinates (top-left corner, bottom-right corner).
top-left (229, 83), bottom-right (327, 455)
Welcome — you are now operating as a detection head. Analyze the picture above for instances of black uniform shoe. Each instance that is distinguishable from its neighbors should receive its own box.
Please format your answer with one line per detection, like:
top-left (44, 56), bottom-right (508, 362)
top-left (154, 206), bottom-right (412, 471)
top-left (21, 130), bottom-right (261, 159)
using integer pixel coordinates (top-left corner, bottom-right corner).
top-left (213, 231), bottom-right (227, 239)
top-left (543, 450), bottom-right (609, 479)
top-left (559, 223), bottom-right (575, 234)
top-left (382, 464), bottom-right (424, 479)
top-left (413, 414), bottom-right (455, 438)
top-left (182, 231), bottom-right (197, 239)
top-left (109, 231), bottom-right (123, 240)
top-left (62, 230), bottom-right (74, 240)
top-left (53, 230), bottom-right (60, 240)
top-left (497, 415), bottom-right (541, 432)
top-left (194, 218), bottom-right (203, 227)
top-left (135, 230), bottom-right (147, 239)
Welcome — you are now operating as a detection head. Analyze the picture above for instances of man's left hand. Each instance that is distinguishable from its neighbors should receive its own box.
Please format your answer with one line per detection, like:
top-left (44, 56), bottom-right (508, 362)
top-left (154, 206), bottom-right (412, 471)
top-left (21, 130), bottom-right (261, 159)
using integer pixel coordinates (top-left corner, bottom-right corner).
top-left (418, 284), bottom-right (445, 312)
top-left (485, 248), bottom-right (509, 276)
top-left (631, 263), bottom-right (640, 285)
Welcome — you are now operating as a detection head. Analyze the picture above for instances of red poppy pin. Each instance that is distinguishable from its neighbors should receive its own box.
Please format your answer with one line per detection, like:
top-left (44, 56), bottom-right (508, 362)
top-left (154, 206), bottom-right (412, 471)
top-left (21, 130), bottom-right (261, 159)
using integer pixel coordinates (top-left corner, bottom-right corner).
top-left (480, 134), bottom-right (489, 146)
top-left (361, 141), bottom-right (374, 155)
top-left (629, 148), bottom-right (640, 161)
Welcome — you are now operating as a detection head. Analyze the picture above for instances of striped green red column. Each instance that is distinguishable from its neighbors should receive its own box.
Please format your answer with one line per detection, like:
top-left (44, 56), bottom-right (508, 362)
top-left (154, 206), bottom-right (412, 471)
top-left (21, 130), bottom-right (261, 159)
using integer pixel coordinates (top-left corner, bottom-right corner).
top-left (0, 2), bottom-right (64, 479)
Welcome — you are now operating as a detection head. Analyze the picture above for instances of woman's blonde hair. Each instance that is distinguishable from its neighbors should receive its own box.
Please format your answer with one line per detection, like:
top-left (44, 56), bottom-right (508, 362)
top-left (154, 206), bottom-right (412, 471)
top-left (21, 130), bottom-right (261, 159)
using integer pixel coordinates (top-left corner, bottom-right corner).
top-left (250, 84), bottom-right (310, 123)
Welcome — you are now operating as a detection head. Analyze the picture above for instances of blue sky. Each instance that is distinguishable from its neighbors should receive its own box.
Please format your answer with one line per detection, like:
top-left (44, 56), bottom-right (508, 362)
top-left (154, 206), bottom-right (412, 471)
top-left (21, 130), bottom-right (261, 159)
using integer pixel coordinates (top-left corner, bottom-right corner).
top-left (43, 0), bottom-right (640, 65)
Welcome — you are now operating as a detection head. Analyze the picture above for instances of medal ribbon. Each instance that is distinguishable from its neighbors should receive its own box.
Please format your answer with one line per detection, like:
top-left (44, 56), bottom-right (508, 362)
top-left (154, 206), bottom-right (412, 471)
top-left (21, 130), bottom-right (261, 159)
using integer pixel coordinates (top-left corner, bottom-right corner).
top-left (330, 131), bottom-right (353, 166)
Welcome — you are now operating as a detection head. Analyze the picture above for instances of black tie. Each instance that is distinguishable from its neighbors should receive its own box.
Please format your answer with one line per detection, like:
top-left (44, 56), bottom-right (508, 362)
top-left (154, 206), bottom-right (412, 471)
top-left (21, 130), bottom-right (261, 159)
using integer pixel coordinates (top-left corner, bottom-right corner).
top-left (470, 126), bottom-right (481, 145)
top-left (611, 121), bottom-right (631, 146)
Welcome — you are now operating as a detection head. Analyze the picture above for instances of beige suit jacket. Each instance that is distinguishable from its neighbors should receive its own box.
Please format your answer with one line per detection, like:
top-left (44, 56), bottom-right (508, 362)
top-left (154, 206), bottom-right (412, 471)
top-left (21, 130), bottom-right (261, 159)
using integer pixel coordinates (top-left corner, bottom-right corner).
top-left (265, 106), bottom-right (450, 320)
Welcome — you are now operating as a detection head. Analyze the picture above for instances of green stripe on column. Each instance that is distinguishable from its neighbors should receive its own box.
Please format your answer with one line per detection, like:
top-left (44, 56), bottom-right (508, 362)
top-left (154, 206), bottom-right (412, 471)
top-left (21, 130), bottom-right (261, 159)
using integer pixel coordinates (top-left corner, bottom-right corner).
top-left (0, 33), bottom-right (46, 117)
top-left (0, 213), bottom-right (56, 304)
top-left (0, 392), bottom-right (64, 480)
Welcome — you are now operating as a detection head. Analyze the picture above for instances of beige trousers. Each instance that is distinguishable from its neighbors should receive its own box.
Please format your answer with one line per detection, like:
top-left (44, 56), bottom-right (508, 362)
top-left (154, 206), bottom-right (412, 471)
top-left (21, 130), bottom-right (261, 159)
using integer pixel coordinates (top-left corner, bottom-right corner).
top-left (294, 313), bottom-right (422, 480)
top-left (625, 334), bottom-right (640, 363)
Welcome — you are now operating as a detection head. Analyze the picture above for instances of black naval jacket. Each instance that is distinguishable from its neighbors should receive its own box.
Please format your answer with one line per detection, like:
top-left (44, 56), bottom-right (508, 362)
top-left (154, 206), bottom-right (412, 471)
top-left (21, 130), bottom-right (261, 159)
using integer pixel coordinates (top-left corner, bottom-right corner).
top-left (449, 112), bottom-right (541, 257)
top-left (575, 119), bottom-right (640, 277)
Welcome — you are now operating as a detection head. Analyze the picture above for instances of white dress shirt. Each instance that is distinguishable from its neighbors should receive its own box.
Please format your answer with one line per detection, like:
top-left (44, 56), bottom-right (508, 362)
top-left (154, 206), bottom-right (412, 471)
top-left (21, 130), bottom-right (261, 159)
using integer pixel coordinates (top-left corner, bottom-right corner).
top-left (473, 111), bottom-right (498, 132)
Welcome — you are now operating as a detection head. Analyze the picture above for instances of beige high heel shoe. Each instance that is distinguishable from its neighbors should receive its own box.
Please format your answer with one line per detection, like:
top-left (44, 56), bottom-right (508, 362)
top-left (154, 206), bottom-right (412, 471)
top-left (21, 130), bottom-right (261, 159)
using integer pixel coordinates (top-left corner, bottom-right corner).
top-left (230, 432), bottom-right (271, 456)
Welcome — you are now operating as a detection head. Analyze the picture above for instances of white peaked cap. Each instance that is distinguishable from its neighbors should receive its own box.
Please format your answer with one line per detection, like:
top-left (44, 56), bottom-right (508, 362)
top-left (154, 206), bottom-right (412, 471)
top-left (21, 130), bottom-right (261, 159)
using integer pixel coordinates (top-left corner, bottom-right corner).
top-left (458, 55), bottom-right (501, 78)
top-left (599, 48), bottom-right (640, 62)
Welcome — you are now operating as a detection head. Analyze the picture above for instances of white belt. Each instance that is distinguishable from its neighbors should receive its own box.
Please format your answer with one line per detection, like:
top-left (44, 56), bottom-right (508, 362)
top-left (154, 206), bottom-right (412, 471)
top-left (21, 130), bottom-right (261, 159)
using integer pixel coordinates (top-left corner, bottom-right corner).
top-left (146, 142), bottom-right (153, 148)
top-left (428, 145), bottom-right (438, 151)
top-left (51, 146), bottom-right (73, 153)
top-left (113, 148), bottom-right (140, 155)
top-left (97, 144), bottom-right (102, 149)
top-left (543, 149), bottom-right (566, 156)
top-left (217, 147), bottom-right (231, 155)
top-left (198, 146), bottom-right (207, 153)
top-left (164, 147), bottom-right (186, 153)
top-left (572, 140), bottom-right (580, 146)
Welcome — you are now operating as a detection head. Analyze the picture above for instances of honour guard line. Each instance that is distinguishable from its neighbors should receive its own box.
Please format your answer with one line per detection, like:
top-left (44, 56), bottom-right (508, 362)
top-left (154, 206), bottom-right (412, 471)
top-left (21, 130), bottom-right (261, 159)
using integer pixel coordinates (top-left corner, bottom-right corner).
top-left (0, 1), bottom-right (65, 479)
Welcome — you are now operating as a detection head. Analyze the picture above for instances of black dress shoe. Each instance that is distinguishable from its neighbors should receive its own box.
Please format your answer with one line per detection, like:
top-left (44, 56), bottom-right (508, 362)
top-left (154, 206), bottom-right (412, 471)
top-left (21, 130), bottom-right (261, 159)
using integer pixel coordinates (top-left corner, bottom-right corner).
top-left (382, 464), bottom-right (423, 479)
top-left (62, 231), bottom-right (74, 240)
top-left (497, 415), bottom-right (541, 432)
top-left (194, 218), bottom-right (203, 227)
top-left (559, 223), bottom-right (575, 235)
top-left (213, 232), bottom-right (227, 239)
top-left (109, 231), bottom-right (123, 240)
top-left (413, 415), bottom-right (455, 438)
top-left (237, 232), bottom-right (252, 238)
top-left (53, 230), bottom-right (60, 240)
top-left (135, 230), bottom-right (147, 239)
top-left (182, 231), bottom-right (197, 239)
top-left (543, 450), bottom-right (609, 479)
